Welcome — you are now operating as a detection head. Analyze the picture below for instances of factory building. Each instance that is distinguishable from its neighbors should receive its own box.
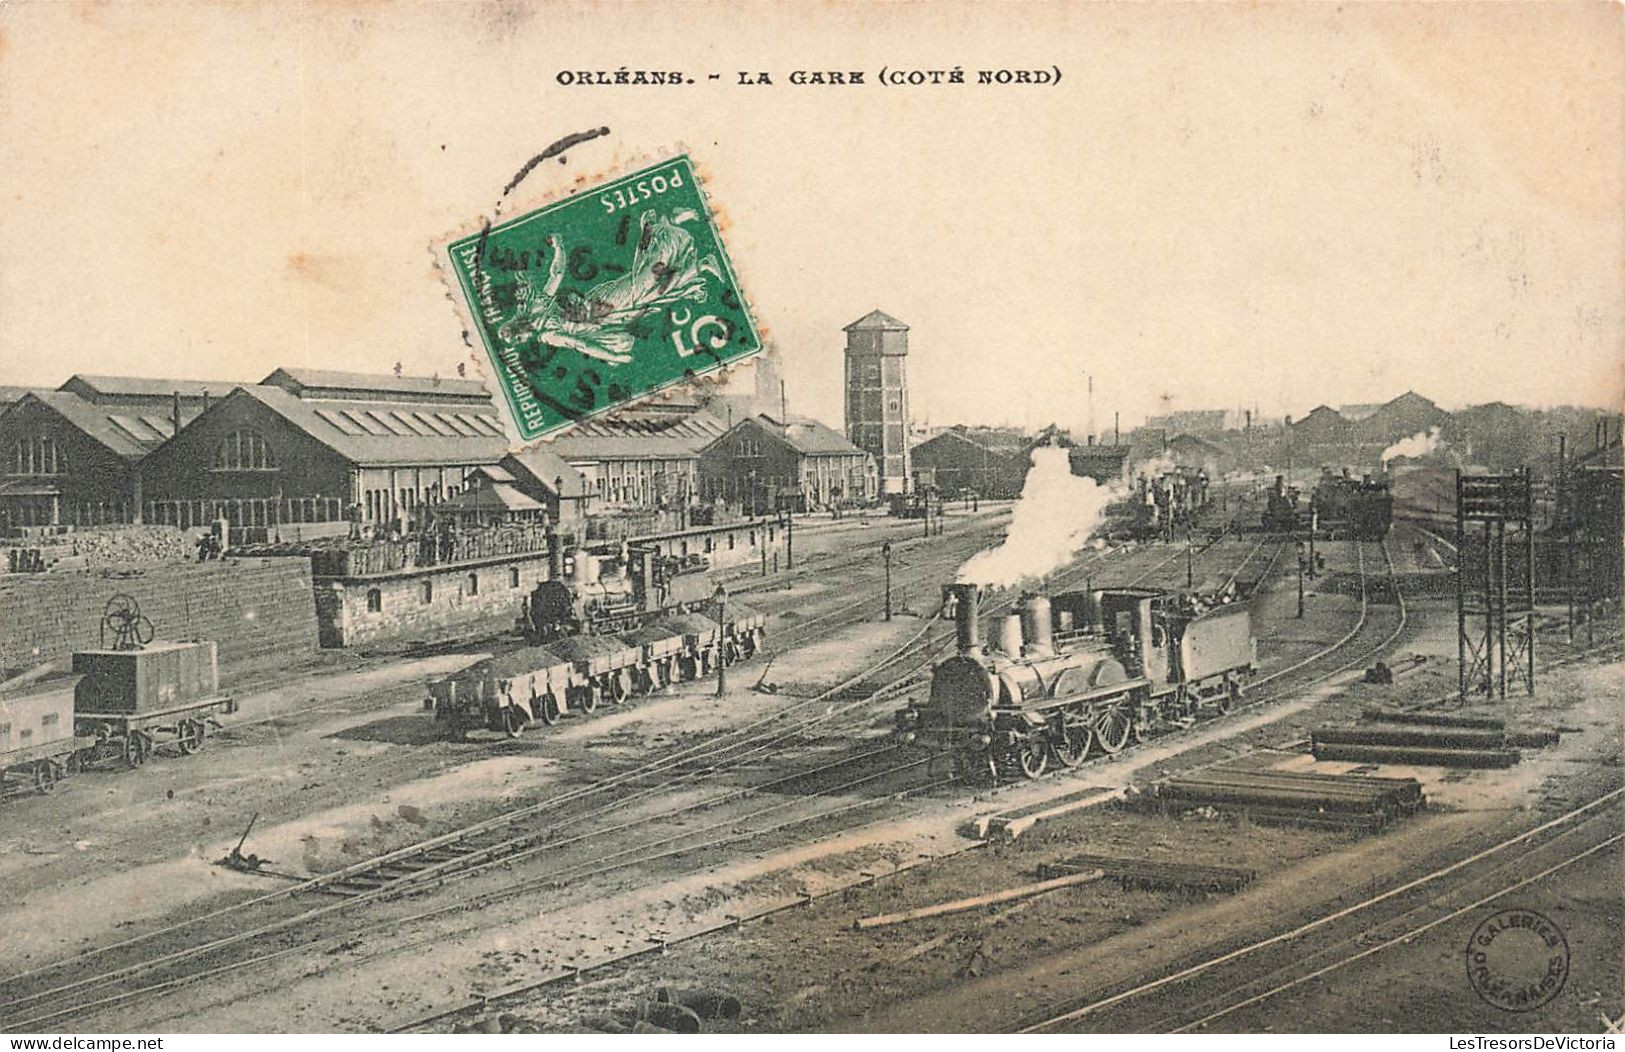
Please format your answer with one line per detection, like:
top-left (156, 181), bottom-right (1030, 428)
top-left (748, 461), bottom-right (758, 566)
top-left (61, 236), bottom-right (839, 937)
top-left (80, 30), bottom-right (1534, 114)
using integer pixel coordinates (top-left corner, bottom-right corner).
top-left (139, 369), bottom-right (507, 538)
top-left (0, 374), bottom-right (226, 531)
top-left (546, 400), bottom-right (728, 511)
top-left (844, 309), bottom-right (911, 496)
top-left (1357, 390), bottom-right (1449, 447)
top-left (909, 426), bottom-right (1032, 499)
top-left (698, 413), bottom-right (875, 513)
top-left (496, 446), bottom-right (593, 534)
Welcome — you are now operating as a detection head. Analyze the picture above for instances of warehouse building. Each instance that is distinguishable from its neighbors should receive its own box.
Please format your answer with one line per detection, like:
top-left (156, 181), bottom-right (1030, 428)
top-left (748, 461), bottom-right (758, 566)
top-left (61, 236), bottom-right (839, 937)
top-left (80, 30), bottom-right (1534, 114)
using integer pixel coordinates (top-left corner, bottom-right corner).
top-left (497, 446), bottom-right (594, 534)
top-left (698, 413), bottom-right (875, 513)
top-left (0, 374), bottom-right (227, 531)
top-left (909, 426), bottom-right (1032, 499)
top-left (140, 369), bottom-right (507, 538)
top-left (547, 400), bottom-right (728, 511)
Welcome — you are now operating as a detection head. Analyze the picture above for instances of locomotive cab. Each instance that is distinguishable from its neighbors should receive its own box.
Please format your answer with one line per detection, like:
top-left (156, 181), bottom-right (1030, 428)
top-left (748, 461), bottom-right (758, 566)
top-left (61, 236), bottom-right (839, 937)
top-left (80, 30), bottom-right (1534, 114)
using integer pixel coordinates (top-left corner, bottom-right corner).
top-left (1097, 588), bottom-right (1173, 689)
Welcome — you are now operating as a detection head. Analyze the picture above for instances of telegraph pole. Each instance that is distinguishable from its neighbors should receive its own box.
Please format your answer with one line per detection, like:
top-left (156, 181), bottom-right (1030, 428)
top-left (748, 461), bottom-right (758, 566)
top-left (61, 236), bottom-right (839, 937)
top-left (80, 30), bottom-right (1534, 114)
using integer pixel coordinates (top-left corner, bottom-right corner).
top-left (714, 583), bottom-right (728, 698)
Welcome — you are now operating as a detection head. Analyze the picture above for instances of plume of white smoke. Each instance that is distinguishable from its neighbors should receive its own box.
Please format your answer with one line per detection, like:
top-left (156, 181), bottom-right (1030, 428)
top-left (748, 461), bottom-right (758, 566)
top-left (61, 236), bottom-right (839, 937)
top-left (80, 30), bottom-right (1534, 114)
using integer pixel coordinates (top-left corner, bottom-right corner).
top-left (956, 446), bottom-right (1121, 588)
top-left (1381, 427), bottom-right (1442, 467)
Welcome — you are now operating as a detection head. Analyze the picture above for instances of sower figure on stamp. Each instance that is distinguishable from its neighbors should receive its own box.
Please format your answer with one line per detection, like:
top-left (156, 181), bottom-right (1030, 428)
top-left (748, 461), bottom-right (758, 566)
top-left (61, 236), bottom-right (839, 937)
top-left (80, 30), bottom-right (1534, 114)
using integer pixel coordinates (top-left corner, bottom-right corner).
top-left (498, 208), bottom-right (722, 366)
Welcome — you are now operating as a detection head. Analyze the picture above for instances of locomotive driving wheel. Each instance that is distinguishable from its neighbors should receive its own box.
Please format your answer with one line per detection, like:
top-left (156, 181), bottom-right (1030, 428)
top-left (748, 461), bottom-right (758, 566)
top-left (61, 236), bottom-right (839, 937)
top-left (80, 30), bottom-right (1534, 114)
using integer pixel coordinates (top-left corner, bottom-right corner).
top-left (1013, 737), bottom-right (1048, 779)
top-left (1051, 722), bottom-right (1093, 767)
top-left (1093, 705), bottom-right (1133, 755)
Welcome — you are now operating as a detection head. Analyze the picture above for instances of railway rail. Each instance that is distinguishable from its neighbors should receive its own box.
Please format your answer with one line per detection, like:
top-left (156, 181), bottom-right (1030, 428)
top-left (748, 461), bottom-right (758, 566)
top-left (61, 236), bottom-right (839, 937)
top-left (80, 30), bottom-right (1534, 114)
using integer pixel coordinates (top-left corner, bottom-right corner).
top-left (0, 507), bottom-right (1327, 1032)
top-left (0, 521), bottom-right (1212, 1029)
top-left (1020, 788), bottom-right (1625, 1033)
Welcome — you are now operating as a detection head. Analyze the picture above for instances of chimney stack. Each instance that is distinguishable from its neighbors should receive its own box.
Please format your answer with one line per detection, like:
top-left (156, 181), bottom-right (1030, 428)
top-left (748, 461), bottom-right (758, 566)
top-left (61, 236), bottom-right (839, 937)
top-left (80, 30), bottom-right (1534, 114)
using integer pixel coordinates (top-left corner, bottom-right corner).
top-left (943, 583), bottom-right (981, 653)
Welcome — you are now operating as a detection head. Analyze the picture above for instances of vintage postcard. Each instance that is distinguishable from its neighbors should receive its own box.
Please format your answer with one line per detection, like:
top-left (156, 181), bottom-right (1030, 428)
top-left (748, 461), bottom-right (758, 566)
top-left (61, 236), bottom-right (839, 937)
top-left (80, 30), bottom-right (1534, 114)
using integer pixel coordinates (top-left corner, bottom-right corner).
top-left (0, 1), bottom-right (1620, 1043)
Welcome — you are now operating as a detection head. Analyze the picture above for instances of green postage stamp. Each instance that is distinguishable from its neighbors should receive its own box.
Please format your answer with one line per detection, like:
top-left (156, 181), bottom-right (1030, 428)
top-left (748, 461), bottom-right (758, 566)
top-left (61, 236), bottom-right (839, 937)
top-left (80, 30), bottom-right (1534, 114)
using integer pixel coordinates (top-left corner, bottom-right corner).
top-left (445, 155), bottom-right (762, 440)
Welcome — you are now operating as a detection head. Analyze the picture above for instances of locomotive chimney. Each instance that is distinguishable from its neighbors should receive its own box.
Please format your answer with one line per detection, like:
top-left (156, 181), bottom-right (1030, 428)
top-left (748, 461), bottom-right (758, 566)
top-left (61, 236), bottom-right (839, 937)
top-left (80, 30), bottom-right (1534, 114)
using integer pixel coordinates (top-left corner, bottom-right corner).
top-left (943, 583), bottom-right (981, 653)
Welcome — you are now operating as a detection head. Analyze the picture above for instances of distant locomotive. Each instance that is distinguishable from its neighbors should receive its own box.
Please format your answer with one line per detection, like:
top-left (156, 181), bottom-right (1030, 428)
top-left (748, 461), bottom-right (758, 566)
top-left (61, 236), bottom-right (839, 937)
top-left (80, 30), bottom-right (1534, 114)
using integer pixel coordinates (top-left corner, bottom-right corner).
top-left (1261, 475), bottom-right (1302, 533)
top-left (521, 545), bottom-right (716, 642)
top-left (428, 542), bottom-right (766, 738)
top-left (1311, 470), bottom-right (1393, 541)
top-left (1106, 468), bottom-right (1211, 541)
top-left (896, 582), bottom-right (1255, 782)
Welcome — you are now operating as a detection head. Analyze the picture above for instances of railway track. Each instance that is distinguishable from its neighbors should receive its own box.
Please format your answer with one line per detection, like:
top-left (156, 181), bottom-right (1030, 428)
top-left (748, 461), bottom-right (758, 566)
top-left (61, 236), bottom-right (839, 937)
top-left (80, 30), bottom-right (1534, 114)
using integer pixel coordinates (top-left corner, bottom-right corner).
top-left (1020, 788), bottom-right (1625, 1033)
top-left (0, 521), bottom-right (1217, 1030)
top-left (0, 503), bottom-right (1311, 1031)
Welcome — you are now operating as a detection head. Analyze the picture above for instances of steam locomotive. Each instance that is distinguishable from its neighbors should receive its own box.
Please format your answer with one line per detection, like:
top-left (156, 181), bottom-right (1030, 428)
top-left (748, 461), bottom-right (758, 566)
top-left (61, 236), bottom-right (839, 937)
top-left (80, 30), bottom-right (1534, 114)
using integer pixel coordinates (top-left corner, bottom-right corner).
top-left (1106, 468), bottom-right (1211, 541)
top-left (428, 542), bottom-right (765, 738)
top-left (1311, 469), bottom-right (1393, 541)
top-left (896, 582), bottom-right (1255, 781)
top-left (1261, 475), bottom-right (1302, 533)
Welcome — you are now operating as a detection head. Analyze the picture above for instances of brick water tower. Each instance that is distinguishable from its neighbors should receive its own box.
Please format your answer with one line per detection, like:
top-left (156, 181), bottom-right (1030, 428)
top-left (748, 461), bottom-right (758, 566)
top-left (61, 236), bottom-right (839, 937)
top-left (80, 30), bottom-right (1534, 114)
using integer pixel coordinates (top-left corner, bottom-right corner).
top-left (843, 310), bottom-right (912, 496)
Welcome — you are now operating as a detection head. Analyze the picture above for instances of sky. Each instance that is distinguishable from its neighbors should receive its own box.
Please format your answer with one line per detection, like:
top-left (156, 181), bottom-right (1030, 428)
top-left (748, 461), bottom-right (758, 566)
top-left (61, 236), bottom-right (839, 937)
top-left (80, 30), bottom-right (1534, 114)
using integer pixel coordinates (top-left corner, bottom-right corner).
top-left (2, 2), bottom-right (1621, 437)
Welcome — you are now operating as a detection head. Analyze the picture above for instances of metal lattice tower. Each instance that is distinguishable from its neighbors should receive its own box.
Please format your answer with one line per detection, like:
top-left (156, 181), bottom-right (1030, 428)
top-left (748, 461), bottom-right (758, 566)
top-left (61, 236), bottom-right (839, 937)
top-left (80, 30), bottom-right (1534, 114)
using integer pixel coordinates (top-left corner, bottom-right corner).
top-left (1456, 470), bottom-right (1536, 699)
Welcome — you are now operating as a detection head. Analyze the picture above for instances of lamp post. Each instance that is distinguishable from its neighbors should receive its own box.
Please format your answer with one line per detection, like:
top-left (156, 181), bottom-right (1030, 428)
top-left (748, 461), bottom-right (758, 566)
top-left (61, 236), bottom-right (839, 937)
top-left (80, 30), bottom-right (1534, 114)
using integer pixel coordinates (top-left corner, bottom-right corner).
top-left (1296, 544), bottom-right (1306, 619)
top-left (882, 541), bottom-right (893, 621)
top-left (714, 583), bottom-right (728, 698)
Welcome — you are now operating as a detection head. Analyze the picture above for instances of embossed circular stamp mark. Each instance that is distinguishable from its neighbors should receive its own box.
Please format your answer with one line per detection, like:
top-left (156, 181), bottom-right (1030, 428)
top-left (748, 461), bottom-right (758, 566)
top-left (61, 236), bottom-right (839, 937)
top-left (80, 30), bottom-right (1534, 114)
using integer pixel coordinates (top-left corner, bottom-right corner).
top-left (1465, 908), bottom-right (1570, 1012)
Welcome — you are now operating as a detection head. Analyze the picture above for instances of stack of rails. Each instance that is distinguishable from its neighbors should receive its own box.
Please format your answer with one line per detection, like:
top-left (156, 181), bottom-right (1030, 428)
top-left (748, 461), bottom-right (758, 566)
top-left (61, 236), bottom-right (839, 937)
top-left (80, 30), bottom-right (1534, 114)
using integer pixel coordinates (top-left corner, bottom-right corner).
top-left (1311, 710), bottom-right (1560, 768)
top-left (1358, 709), bottom-right (1560, 747)
top-left (1147, 768), bottom-right (1425, 833)
top-left (1036, 854), bottom-right (1256, 894)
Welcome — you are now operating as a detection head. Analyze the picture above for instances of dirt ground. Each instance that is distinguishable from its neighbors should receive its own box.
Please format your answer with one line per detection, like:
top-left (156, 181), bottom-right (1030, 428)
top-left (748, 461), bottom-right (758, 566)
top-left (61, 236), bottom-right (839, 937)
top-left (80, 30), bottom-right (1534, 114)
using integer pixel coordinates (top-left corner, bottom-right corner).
top-left (12, 507), bottom-right (1615, 1036)
top-left (468, 608), bottom-right (1620, 1035)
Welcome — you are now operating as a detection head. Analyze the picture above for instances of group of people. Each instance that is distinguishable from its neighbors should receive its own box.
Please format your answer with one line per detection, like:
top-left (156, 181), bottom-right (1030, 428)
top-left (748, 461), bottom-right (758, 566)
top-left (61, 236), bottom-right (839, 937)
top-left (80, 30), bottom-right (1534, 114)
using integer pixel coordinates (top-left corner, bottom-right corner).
top-left (194, 531), bottom-right (224, 561)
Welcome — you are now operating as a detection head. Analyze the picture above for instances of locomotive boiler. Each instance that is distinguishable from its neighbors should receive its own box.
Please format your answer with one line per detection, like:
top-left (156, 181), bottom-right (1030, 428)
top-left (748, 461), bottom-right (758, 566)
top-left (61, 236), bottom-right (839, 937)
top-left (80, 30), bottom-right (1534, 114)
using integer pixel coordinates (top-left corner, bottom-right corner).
top-left (897, 582), bottom-right (1255, 782)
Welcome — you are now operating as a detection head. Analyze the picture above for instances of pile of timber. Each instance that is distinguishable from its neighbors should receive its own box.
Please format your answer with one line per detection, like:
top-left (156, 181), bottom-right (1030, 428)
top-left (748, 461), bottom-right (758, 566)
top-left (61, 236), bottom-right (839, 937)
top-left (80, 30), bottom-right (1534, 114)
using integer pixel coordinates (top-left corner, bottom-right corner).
top-left (1149, 768), bottom-right (1425, 833)
top-left (1036, 854), bottom-right (1256, 893)
top-left (1309, 710), bottom-right (1560, 768)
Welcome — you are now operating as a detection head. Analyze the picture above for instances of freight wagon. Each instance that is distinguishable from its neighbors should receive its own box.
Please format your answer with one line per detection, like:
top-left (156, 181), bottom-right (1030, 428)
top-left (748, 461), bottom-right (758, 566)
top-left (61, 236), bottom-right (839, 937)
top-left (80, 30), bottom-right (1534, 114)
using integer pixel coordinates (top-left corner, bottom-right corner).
top-left (1, 596), bottom-right (235, 799)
